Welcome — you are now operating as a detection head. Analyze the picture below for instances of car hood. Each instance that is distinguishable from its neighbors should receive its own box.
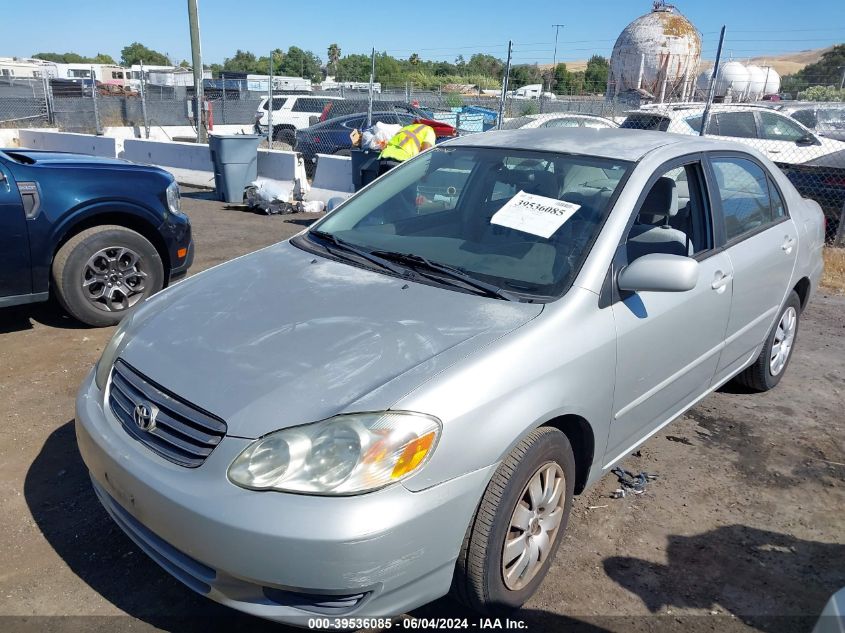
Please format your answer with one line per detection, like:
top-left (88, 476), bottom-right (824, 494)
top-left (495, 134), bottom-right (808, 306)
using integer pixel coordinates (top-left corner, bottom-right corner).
top-left (5, 149), bottom-right (165, 172)
top-left (119, 241), bottom-right (542, 438)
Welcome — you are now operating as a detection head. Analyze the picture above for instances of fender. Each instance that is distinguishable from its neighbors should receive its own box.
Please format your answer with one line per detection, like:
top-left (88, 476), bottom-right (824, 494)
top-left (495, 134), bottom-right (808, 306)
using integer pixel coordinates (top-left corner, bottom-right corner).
top-left (29, 199), bottom-right (166, 294)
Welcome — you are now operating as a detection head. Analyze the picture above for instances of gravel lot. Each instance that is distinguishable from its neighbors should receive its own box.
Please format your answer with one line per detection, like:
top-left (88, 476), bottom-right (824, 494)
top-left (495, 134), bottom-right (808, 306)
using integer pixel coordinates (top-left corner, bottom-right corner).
top-left (0, 187), bottom-right (842, 633)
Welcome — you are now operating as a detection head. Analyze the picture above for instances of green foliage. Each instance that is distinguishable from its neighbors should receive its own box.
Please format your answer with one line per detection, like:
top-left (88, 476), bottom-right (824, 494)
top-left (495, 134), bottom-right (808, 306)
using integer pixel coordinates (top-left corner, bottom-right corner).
top-left (520, 101), bottom-right (540, 115)
top-left (327, 43), bottom-right (341, 75)
top-left (120, 42), bottom-right (169, 66)
top-left (552, 63), bottom-right (570, 94)
top-left (509, 64), bottom-right (543, 89)
top-left (336, 54), bottom-right (372, 82)
top-left (584, 55), bottom-right (609, 93)
top-left (782, 44), bottom-right (845, 95)
top-left (33, 51), bottom-right (116, 64)
top-left (178, 59), bottom-right (191, 68)
top-left (465, 54), bottom-right (504, 79)
top-left (799, 85), bottom-right (845, 102)
top-left (444, 92), bottom-right (464, 108)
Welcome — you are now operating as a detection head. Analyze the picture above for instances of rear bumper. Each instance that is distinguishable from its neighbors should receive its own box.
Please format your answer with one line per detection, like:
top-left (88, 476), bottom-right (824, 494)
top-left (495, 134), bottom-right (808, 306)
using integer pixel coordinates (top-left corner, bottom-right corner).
top-left (75, 370), bottom-right (492, 623)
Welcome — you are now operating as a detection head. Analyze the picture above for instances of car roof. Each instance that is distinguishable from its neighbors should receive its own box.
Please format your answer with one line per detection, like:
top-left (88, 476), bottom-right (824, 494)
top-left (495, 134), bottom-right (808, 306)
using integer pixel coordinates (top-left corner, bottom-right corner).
top-left (632, 102), bottom-right (780, 118)
top-left (446, 127), bottom-right (698, 161)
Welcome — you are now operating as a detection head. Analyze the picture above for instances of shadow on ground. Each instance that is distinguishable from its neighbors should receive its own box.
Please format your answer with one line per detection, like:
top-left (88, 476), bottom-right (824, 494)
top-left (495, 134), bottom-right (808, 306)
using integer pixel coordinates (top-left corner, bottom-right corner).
top-left (603, 525), bottom-right (845, 633)
top-left (0, 299), bottom-right (91, 334)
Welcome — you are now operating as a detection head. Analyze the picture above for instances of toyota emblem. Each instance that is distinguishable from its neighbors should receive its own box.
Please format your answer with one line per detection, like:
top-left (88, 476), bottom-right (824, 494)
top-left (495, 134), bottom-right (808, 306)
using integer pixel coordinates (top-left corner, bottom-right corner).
top-left (132, 403), bottom-right (158, 432)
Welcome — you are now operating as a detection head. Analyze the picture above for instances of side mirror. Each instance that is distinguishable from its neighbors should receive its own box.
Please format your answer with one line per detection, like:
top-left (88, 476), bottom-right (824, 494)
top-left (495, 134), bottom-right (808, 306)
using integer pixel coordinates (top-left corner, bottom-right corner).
top-left (618, 253), bottom-right (699, 293)
top-left (796, 134), bottom-right (818, 146)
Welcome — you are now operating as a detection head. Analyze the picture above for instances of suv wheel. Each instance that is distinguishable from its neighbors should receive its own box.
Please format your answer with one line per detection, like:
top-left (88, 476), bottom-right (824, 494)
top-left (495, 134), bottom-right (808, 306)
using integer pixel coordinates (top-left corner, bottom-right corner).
top-left (452, 426), bottom-right (575, 613)
top-left (52, 225), bottom-right (164, 327)
top-left (733, 290), bottom-right (801, 392)
top-left (273, 127), bottom-right (295, 148)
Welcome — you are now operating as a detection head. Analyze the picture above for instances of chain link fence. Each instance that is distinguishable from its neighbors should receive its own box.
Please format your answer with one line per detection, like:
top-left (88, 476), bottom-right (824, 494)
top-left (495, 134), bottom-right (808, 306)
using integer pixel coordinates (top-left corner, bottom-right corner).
top-left (2, 42), bottom-right (843, 244)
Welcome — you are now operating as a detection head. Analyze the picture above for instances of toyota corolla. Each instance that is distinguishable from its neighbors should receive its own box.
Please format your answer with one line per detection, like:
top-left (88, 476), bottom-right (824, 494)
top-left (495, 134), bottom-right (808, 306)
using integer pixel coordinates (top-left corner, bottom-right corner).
top-left (75, 128), bottom-right (824, 623)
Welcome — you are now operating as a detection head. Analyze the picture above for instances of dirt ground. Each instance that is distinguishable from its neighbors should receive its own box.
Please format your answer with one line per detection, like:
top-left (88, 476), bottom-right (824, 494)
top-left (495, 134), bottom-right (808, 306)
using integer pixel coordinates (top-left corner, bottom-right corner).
top-left (0, 188), bottom-right (842, 633)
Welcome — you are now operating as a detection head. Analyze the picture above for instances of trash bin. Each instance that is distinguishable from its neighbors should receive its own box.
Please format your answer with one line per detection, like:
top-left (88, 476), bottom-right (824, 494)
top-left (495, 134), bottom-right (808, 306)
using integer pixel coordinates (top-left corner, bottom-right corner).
top-left (209, 134), bottom-right (261, 203)
top-left (350, 148), bottom-right (381, 192)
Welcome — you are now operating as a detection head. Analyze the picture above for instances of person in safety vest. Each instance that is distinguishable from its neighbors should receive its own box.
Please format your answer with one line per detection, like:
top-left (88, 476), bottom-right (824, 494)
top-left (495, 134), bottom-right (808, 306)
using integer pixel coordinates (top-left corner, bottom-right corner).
top-left (379, 122), bottom-right (436, 175)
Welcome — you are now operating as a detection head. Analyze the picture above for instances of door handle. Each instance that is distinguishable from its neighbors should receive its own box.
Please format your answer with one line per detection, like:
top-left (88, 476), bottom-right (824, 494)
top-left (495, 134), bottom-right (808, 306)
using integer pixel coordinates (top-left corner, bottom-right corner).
top-left (768, 149), bottom-right (781, 154)
top-left (782, 236), bottom-right (796, 253)
top-left (711, 272), bottom-right (732, 290)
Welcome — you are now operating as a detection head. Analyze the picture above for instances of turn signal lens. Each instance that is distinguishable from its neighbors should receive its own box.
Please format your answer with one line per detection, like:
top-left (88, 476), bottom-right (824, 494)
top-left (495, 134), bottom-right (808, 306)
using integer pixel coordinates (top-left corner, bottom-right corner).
top-left (391, 432), bottom-right (436, 479)
top-left (177, 247), bottom-right (188, 258)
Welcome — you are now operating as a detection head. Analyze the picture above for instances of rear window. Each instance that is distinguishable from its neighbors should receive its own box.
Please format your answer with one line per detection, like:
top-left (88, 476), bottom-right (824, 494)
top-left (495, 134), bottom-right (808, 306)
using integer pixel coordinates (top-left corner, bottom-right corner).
top-left (262, 97), bottom-right (288, 111)
top-left (620, 114), bottom-right (670, 131)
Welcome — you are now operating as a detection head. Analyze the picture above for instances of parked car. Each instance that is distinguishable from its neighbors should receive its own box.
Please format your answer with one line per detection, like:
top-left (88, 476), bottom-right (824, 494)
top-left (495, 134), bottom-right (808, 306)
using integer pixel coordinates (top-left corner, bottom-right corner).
top-left (294, 111), bottom-right (457, 167)
top-left (780, 102), bottom-right (845, 142)
top-left (77, 128), bottom-right (823, 623)
top-left (621, 104), bottom-right (845, 235)
top-left (318, 99), bottom-right (432, 123)
top-left (254, 94), bottom-right (344, 146)
top-left (502, 113), bottom-right (618, 130)
top-left (0, 148), bottom-right (192, 326)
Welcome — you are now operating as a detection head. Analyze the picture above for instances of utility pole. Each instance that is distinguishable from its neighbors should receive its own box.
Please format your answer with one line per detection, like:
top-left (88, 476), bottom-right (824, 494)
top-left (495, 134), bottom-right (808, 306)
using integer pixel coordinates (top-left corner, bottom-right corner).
top-left (497, 40), bottom-right (513, 130)
top-left (839, 65), bottom-right (845, 90)
top-left (267, 52), bottom-right (273, 149)
top-left (367, 48), bottom-right (375, 128)
top-left (187, 0), bottom-right (206, 143)
top-left (139, 60), bottom-right (150, 138)
top-left (701, 26), bottom-right (726, 137)
top-left (550, 24), bottom-right (564, 94)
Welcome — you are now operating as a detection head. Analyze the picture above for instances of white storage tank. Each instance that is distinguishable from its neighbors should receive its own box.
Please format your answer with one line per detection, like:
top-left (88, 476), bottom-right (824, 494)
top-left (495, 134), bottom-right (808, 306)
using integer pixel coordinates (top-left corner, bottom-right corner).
top-left (746, 65), bottom-right (767, 101)
top-left (715, 61), bottom-right (750, 100)
top-left (608, 3), bottom-right (702, 102)
top-left (762, 66), bottom-right (781, 96)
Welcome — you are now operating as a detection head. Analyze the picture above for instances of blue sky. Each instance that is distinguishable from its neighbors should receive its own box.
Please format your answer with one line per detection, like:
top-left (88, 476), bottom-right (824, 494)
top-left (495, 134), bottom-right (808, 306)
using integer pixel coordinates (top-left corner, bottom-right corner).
top-left (5, 0), bottom-right (845, 65)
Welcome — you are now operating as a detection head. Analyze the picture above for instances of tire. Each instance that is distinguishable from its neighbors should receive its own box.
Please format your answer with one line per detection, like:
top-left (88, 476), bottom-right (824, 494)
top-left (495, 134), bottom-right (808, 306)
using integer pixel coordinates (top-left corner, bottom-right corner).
top-left (733, 290), bottom-right (801, 392)
top-left (452, 426), bottom-right (575, 614)
top-left (52, 225), bottom-right (164, 327)
top-left (273, 127), bottom-right (295, 147)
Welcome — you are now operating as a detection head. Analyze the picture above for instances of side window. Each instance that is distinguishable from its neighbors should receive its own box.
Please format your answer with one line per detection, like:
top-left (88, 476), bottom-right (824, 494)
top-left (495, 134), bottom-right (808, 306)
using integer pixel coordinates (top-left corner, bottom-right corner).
top-left (711, 157), bottom-right (774, 241)
top-left (768, 177), bottom-right (786, 219)
top-left (790, 109), bottom-right (816, 129)
top-left (292, 99), bottom-right (328, 113)
top-left (713, 112), bottom-right (757, 138)
top-left (262, 97), bottom-right (288, 111)
top-left (758, 112), bottom-right (807, 142)
top-left (625, 163), bottom-right (713, 262)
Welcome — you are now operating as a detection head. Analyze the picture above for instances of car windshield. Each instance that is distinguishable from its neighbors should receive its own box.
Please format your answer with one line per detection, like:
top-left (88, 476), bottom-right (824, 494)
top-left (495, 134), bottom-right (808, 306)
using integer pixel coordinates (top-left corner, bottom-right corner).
top-left (305, 146), bottom-right (631, 299)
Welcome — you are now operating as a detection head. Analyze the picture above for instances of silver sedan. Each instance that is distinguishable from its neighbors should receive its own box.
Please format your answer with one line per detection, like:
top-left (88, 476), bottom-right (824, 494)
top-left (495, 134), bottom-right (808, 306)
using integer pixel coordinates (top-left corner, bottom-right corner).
top-left (76, 128), bottom-right (824, 624)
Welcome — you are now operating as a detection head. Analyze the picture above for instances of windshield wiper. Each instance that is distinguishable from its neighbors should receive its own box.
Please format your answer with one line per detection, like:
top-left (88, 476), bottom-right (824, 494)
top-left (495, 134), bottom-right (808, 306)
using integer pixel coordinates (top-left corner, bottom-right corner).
top-left (370, 250), bottom-right (517, 301)
top-left (308, 230), bottom-right (406, 275)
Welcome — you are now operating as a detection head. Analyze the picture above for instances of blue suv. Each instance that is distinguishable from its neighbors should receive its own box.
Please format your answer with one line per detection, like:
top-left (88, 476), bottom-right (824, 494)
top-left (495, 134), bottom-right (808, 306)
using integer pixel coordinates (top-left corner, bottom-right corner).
top-left (0, 148), bottom-right (193, 326)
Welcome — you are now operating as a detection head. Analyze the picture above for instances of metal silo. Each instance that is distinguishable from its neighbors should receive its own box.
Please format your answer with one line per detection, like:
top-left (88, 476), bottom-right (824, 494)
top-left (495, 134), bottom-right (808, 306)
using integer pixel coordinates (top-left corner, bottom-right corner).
top-left (608, 2), bottom-right (702, 103)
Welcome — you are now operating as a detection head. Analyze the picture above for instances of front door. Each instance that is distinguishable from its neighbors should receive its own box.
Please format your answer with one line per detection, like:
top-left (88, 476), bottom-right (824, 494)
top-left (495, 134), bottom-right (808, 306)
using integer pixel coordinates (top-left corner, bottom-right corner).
top-left (606, 159), bottom-right (733, 466)
top-left (0, 159), bottom-right (31, 300)
top-left (707, 155), bottom-right (799, 381)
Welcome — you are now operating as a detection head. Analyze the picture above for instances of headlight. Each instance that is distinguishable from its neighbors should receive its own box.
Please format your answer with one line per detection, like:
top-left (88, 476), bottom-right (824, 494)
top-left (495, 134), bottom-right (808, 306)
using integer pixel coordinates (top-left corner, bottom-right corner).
top-left (165, 180), bottom-right (181, 216)
top-left (228, 411), bottom-right (441, 495)
top-left (94, 316), bottom-right (132, 390)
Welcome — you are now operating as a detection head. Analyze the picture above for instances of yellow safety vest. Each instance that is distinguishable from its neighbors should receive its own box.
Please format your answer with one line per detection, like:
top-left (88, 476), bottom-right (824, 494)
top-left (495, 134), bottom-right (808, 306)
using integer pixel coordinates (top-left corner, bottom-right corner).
top-left (380, 124), bottom-right (436, 162)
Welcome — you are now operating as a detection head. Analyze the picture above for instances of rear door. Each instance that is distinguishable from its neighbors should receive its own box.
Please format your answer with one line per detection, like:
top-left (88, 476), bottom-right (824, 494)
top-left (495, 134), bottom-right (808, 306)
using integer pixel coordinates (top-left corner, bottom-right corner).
top-left (0, 159), bottom-right (32, 299)
top-left (707, 154), bottom-right (798, 383)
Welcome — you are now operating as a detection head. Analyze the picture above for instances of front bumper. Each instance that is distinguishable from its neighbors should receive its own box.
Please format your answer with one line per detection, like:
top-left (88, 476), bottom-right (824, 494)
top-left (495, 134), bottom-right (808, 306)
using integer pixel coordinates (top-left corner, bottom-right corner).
top-left (160, 212), bottom-right (193, 284)
top-left (75, 370), bottom-right (492, 623)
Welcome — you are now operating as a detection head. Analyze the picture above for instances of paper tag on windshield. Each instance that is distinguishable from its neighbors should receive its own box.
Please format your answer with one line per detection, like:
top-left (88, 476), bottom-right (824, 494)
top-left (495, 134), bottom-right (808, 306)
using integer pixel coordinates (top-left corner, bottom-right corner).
top-left (490, 190), bottom-right (580, 239)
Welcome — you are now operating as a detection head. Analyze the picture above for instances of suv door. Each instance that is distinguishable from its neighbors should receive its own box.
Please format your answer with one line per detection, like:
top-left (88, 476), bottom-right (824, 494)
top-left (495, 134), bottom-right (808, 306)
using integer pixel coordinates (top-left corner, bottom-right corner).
top-left (606, 159), bottom-right (733, 464)
top-left (0, 159), bottom-right (32, 300)
top-left (707, 155), bottom-right (798, 383)
top-left (755, 111), bottom-right (815, 163)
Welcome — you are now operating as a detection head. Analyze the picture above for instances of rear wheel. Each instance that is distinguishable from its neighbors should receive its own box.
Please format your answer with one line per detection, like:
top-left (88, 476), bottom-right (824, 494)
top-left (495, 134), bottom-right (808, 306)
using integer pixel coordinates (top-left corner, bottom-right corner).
top-left (273, 127), bottom-right (295, 148)
top-left (52, 225), bottom-right (164, 327)
top-left (733, 290), bottom-right (801, 392)
top-left (452, 426), bottom-right (575, 613)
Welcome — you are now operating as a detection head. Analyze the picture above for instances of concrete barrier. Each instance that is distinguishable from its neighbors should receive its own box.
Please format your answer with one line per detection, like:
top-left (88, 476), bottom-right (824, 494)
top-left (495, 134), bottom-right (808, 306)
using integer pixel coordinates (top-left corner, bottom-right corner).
top-left (122, 138), bottom-right (215, 187)
top-left (257, 148), bottom-right (297, 182)
top-left (0, 129), bottom-right (20, 148)
top-left (309, 153), bottom-right (355, 203)
top-left (18, 129), bottom-right (116, 157)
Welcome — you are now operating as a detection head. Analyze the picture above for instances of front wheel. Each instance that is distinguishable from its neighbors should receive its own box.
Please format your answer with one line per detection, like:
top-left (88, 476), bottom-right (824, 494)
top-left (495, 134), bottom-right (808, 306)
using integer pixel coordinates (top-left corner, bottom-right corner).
top-left (733, 290), bottom-right (801, 392)
top-left (452, 426), bottom-right (575, 613)
top-left (52, 225), bottom-right (164, 327)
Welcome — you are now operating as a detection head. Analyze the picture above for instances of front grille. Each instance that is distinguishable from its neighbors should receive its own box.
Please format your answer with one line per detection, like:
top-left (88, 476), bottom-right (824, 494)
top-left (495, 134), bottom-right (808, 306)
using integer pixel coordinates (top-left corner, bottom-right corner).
top-left (108, 359), bottom-right (226, 467)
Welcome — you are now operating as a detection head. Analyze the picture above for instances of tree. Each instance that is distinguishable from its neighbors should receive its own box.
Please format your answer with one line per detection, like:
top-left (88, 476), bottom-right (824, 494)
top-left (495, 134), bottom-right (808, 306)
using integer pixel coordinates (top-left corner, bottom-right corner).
top-left (32, 51), bottom-right (116, 64)
top-left (178, 59), bottom-right (191, 68)
top-left (336, 54), bottom-right (371, 82)
top-left (584, 55), bottom-right (610, 93)
top-left (509, 64), bottom-right (542, 89)
top-left (455, 54), bottom-right (465, 69)
top-left (466, 54), bottom-right (504, 79)
top-left (409, 53), bottom-right (420, 66)
top-left (120, 42), bottom-right (170, 67)
top-left (782, 44), bottom-right (845, 94)
top-left (552, 63), bottom-right (570, 94)
top-left (222, 49), bottom-right (260, 73)
top-left (278, 46), bottom-right (321, 80)
top-left (327, 43), bottom-right (341, 76)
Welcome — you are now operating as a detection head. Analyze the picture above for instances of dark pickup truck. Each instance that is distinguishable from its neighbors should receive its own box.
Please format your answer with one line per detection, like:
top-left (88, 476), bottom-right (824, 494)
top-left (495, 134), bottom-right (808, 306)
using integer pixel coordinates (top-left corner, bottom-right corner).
top-left (0, 149), bottom-right (193, 326)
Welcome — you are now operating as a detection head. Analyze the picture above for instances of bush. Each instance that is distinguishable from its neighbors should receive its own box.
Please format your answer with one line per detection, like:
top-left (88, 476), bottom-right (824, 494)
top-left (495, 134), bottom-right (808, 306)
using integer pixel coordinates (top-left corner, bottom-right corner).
top-left (520, 101), bottom-right (540, 116)
top-left (444, 93), bottom-right (464, 108)
top-left (798, 86), bottom-right (845, 102)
